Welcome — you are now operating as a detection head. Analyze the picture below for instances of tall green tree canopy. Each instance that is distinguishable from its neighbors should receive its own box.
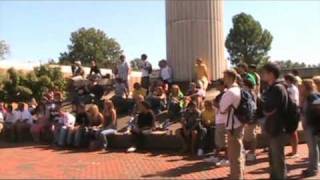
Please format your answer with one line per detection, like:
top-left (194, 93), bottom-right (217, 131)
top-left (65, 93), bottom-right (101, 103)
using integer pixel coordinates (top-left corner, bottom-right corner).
top-left (225, 12), bottom-right (273, 65)
top-left (274, 60), bottom-right (320, 69)
top-left (59, 27), bottom-right (123, 68)
top-left (0, 40), bottom-right (10, 60)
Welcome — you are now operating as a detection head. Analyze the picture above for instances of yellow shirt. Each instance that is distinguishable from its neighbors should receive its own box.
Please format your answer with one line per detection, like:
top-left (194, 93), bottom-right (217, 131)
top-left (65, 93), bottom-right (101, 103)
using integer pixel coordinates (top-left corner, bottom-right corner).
top-left (195, 63), bottom-right (208, 81)
top-left (201, 109), bottom-right (215, 126)
top-left (132, 88), bottom-right (147, 99)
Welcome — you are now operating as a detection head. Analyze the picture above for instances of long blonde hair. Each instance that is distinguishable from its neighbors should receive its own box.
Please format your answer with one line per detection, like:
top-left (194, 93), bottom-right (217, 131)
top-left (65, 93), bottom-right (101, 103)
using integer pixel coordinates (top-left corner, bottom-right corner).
top-left (88, 104), bottom-right (100, 118)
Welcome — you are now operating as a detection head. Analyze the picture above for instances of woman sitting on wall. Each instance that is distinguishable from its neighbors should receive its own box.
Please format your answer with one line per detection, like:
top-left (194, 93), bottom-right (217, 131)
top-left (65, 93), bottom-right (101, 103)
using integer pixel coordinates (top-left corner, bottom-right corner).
top-left (30, 102), bottom-right (50, 143)
top-left (86, 105), bottom-right (104, 150)
top-left (100, 100), bottom-right (117, 150)
top-left (146, 86), bottom-right (167, 115)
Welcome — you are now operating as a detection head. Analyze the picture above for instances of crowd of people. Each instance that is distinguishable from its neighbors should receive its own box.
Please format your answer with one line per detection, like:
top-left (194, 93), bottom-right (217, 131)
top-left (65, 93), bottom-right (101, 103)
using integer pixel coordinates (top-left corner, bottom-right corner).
top-left (0, 53), bottom-right (320, 179)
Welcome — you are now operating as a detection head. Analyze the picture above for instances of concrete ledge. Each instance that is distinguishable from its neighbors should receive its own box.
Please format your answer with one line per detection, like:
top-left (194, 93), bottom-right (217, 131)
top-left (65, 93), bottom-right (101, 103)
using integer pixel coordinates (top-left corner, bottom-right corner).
top-left (108, 124), bottom-right (306, 150)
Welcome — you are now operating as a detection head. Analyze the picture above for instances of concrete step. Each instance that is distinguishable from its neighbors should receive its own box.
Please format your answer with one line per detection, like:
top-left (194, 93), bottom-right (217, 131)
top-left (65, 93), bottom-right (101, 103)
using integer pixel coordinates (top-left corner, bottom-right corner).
top-left (108, 122), bottom-right (306, 150)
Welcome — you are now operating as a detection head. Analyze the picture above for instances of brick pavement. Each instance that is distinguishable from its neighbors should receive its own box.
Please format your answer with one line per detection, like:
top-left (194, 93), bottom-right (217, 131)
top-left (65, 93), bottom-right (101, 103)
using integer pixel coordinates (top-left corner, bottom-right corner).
top-left (0, 142), bottom-right (319, 179)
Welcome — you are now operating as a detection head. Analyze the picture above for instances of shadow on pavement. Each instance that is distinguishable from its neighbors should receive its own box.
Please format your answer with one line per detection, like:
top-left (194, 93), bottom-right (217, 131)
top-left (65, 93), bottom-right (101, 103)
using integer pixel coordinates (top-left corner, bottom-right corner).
top-left (141, 161), bottom-right (217, 178)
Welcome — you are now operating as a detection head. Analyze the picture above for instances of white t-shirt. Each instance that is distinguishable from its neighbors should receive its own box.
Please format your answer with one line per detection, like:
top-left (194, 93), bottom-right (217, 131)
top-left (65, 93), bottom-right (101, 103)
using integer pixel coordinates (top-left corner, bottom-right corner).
top-left (160, 66), bottom-right (172, 82)
top-left (117, 62), bottom-right (129, 81)
top-left (287, 84), bottom-right (299, 105)
top-left (5, 111), bottom-right (18, 124)
top-left (0, 112), bottom-right (4, 123)
top-left (141, 61), bottom-right (152, 77)
top-left (215, 109), bottom-right (228, 125)
top-left (219, 85), bottom-right (242, 130)
top-left (15, 110), bottom-right (33, 124)
top-left (59, 112), bottom-right (76, 127)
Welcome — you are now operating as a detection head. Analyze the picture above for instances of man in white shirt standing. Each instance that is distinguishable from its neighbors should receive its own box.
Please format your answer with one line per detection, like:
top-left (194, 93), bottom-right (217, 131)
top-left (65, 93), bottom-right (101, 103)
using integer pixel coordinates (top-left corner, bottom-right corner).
top-left (219, 69), bottom-right (244, 180)
top-left (15, 103), bottom-right (33, 141)
top-left (159, 59), bottom-right (173, 92)
top-left (139, 54), bottom-right (152, 90)
top-left (116, 55), bottom-right (130, 90)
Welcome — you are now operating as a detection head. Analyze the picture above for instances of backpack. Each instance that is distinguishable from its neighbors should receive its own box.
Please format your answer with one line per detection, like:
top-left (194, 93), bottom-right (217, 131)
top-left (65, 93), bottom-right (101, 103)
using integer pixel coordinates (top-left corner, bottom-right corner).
top-left (233, 89), bottom-right (257, 124)
top-left (147, 63), bottom-right (153, 74)
top-left (278, 83), bottom-right (300, 134)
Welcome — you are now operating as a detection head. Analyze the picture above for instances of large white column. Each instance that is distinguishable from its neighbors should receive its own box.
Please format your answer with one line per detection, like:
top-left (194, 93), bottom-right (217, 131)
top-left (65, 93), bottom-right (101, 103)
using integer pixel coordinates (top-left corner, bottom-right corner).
top-left (166, 0), bottom-right (226, 82)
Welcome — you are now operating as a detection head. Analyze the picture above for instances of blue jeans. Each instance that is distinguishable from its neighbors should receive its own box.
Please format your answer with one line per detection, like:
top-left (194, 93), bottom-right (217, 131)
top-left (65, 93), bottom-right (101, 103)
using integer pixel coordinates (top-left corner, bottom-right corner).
top-left (56, 126), bottom-right (68, 147)
top-left (101, 129), bottom-right (117, 148)
top-left (268, 133), bottom-right (287, 179)
top-left (304, 125), bottom-right (320, 172)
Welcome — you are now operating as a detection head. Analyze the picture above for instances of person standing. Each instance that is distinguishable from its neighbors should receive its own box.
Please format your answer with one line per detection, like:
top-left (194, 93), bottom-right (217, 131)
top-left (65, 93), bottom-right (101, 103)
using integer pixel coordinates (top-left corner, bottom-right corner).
top-left (284, 73), bottom-right (300, 158)
top-left (301, 79), bottom-right (320, 177)
top-left (261, 63), bottom-right (288, 179)
top-left (116, 55), bottom-right (130, 90)
top-left (237, 63), bottom-right (256, 88)
top-left (195, 58), bottom-right (209, 91)
top-left (220, 69), bottom-right (244, 179)
top-left (248, 64), bottom-right (261, 96)
top-left (292, 69), bottom-right (302, 86)
top-left (159, 59), bottom-right (173, 93)
top-left (243, 76), bottom-right (258, 162)
top-left (140, 54), bottom-right (152, 90)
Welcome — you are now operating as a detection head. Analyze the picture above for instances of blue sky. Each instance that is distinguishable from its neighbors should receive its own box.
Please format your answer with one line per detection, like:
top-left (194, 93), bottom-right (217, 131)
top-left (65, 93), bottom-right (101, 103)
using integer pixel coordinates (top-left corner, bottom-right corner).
top-left (0, 0), bottom-right (319, 67)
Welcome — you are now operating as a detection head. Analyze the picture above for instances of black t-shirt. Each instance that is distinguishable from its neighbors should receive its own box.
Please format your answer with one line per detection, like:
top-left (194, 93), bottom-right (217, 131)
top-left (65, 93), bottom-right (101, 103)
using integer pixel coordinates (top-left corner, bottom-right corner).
top-left (90, 66), bottom-right (101, 75)
top-left (137, 111), bottom-right (154, 129)
top-left (76, 112), bottom-right (89, 126)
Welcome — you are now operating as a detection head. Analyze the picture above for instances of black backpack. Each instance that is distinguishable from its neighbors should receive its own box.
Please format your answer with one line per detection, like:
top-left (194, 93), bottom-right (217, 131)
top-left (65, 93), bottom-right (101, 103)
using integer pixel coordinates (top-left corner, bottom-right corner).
top-left (148, 64), bottom-right (153, 74)
top-left (279, 84), bottom-right (300, 134)
top-left (233, 89), bottom-right (257, 124)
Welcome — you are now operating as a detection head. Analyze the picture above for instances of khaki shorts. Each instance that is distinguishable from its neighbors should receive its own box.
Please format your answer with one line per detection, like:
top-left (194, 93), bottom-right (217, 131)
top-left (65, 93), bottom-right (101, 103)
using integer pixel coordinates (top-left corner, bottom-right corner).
top-left (215, 124), bottom-right (227, 148)
top-left (244, 123), bottom-right (257, 142)
top-left (197, 79), bottom-right (209, 90)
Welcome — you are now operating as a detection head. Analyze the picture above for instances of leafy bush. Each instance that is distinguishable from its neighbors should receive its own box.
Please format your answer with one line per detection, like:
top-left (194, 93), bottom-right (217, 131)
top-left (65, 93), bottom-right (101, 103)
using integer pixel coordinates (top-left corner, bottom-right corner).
top-left (0, 65), bottom-right (66, 103)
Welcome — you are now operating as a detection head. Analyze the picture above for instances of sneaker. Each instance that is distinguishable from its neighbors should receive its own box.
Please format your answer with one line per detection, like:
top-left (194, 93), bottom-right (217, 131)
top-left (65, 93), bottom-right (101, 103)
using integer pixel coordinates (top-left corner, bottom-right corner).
top-left (127, 146), bottom-right (136, 153)
top-left (246, 153), bottom-right (256, 162)
top-left (216, 159), bottom-right (230, 167)
top-left (124, 129), bottom-right (131, 135)
top-left (197, 149), bottom-right (204, 156)
top-left (204, 156), bottom-right (220, 163)
top-left (103, 143), bottom-right (108, 151)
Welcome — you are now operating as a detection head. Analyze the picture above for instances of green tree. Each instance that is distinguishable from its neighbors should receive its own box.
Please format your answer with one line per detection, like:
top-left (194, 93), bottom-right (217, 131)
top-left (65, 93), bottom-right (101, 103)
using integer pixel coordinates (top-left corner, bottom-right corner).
top-left (225, 12), bottom-right (273, 65)
top-left (274, 60), bottom-right (312, 69)
top-left (59, 27), bottom-right (123, 68)
top-left (0, 65), bottom-right (66, 102)
top-left (130, 58), bottom-right (142, 71)
top-left (0, 40), bottom-right (9, 60)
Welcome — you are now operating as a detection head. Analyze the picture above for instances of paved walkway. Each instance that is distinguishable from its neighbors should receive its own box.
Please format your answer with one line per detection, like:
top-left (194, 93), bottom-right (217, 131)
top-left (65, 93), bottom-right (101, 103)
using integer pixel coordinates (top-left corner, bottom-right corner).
top-left (0, 142), bottom-right (318, 179)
